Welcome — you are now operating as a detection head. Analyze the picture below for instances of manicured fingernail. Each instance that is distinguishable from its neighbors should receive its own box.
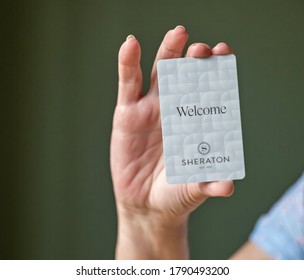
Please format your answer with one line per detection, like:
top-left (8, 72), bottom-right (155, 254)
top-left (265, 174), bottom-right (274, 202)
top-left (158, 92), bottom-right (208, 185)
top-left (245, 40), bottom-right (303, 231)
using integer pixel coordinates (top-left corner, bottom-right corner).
top-left (174, 25), bottom-right (186, 31)
top-left (126, 34), bottom-right (135, 41)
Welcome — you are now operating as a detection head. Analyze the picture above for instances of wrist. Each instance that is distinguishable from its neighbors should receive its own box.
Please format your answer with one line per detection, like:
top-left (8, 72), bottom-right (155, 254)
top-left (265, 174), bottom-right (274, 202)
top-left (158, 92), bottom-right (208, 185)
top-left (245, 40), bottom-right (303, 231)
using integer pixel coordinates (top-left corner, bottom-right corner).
top-left (116, 207), bottom-right (189, 259)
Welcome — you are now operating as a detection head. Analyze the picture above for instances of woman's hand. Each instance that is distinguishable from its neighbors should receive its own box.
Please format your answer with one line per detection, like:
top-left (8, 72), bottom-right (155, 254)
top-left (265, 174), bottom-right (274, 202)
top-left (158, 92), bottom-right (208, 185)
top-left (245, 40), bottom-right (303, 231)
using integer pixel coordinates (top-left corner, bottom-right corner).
top-left (111, 26), bottom-right (234, 259)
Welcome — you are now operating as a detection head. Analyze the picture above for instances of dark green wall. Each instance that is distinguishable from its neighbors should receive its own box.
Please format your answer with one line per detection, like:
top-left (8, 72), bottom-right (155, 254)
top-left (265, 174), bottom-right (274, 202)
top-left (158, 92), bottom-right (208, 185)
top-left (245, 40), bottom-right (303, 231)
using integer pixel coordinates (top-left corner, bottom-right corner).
top-left (1, 0), bottom-right (303, 259)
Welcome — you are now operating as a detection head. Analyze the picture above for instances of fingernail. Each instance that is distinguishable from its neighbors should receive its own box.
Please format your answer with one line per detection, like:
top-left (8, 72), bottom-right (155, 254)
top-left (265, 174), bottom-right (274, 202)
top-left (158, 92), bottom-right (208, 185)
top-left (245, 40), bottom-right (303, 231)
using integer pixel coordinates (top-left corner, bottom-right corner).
top-left (126, 34), bottom-right (136, 41)
top-left (174, 25), bottom-right (186, 31)
top-left (215, 42), bottom-right (230, 48)
top-left (191, 43), bottom-right (211, 49)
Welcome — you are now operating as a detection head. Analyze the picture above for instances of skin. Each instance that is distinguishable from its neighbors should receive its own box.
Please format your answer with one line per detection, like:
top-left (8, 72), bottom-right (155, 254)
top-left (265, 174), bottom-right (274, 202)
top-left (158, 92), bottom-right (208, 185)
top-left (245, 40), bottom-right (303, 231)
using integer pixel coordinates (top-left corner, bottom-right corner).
top-left (110, 26), bottom-right (272, 260)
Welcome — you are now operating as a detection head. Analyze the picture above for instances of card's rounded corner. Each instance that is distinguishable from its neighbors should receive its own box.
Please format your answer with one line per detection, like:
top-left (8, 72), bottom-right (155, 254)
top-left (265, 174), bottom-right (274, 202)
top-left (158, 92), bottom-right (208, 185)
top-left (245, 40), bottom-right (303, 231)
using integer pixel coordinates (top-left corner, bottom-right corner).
top-left (238, 170), bottom-right (246, 180)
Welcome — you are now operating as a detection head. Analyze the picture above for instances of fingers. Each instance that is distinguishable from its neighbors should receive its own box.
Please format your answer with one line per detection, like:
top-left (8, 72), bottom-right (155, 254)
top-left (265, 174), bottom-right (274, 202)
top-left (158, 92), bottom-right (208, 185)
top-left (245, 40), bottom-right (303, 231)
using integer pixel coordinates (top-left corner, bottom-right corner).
top-left (212, 42), bottom-right (233, 55)
top-left (117, 35), bottom-right (143, 104)
top-left (117, 28), bottom-right (232, 104)
top-left (149, 26), bottom-right (189, 92)
top-left (184, 42), bottom-right (233, 58)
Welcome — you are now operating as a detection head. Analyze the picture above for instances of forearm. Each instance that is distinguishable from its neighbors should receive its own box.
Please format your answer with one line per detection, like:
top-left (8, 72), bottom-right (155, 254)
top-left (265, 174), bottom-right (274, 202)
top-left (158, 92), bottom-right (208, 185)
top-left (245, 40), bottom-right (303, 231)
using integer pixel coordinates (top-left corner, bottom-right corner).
top-left (116, 210), bottom-right (189, 260)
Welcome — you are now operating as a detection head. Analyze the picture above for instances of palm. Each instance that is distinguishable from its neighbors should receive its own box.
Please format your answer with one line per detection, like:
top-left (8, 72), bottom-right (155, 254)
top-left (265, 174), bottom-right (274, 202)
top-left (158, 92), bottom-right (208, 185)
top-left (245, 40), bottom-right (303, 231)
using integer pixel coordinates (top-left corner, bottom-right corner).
top-left (112, 89), bottom-right (206, 216)
top-left (111, 27), bottom-right (234, 219)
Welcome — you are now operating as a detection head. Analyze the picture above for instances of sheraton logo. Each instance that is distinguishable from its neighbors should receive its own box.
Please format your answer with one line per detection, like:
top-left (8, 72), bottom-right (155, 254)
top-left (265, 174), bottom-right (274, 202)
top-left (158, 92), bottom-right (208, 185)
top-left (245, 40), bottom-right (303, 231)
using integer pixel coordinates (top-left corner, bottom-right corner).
top-left (198, 142), bottom-right (210, 155)
top-left (181, 141), bottom-right (230, 167)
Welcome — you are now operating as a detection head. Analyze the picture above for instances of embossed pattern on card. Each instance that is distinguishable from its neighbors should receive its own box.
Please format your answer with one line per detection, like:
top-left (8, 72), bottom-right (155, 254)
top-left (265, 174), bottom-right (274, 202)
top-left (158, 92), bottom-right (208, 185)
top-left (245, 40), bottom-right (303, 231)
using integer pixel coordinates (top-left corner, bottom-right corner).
top-left (157, 55), bottom-right (245, 184)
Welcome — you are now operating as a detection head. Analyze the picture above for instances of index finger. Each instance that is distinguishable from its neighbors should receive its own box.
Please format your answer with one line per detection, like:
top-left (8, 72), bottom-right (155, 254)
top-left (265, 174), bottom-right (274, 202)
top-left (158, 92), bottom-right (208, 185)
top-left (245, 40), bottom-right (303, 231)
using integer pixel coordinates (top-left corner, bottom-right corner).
top-left (149, 26), bottom-right (189, 92)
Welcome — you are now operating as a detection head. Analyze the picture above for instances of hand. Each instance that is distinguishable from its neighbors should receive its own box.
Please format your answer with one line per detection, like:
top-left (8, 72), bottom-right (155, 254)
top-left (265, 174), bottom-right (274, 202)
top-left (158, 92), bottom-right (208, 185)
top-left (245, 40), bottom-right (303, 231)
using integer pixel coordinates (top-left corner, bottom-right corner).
top-left (111, 26), bottom-right (234, 259)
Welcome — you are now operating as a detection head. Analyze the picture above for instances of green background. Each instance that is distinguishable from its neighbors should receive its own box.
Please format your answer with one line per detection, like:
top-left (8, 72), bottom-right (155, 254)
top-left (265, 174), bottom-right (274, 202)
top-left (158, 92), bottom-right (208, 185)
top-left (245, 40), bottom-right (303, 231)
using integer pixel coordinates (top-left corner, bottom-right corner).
top-left (1, 0), bottom-right (304, 259)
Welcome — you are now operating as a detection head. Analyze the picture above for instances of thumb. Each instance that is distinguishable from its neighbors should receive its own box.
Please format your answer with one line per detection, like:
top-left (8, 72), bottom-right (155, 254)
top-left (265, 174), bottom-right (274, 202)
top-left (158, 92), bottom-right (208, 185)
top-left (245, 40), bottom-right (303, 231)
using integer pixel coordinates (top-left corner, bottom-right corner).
top-left (198, 180), bottom-right (234, 198)
top-left (186, 180), bottom-right (234, 209)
